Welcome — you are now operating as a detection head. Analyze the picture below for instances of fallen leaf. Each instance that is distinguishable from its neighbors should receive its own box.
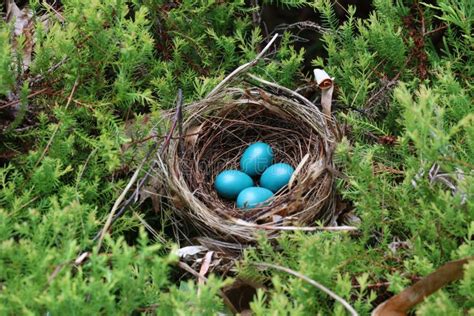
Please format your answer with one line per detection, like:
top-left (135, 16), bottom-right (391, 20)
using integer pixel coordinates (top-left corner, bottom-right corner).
top-left (388, 238), bottom-right (412, 255)
top-left (176, 245), bottom-right (207, 258)
top-left (198, 251), bottom-right (214, 286)
top-left (372, 256), bottom-right (474, 316)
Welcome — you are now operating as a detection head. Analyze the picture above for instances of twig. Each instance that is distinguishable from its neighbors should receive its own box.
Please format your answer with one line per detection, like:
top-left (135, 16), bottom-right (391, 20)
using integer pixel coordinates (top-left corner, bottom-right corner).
top-left (0, 88), bottom-right (49, 110)
top-left (349, 59), bottom-right (385, 110)
top-left (135, 304), bottom-right (160, 313)
top-left (96, 148), bottom-right (152, 250)
top-left (162, 89), bottom-right (183, 152)
top-left (233, 219), bottom-right (357, 232)
top-left (424, 24), bottom-right (448, 37)
top-left (250, 0), bottom-right (261, 30)
top-left (352, 281), bottom-right (391, 290)
top-left (176, 89), bottom-right (184, 155)
top-left (42, 1), bottom-right (65, 22)
top-left (247, 74), bottom-right (326, 117)
top-left (207, 33), bottom-right (279, 97)
top-left (94, 89), bottom-right (183, 246)
top-left (74, 252), bottom-right (90, 265)
top-left (415, 1), bottom-right (425, 35)
top-left (252, 262), bottom-right (358, 316)
top-left (269, 21), bottom-right (329, 37)
top-left (47, 262), bottom-right (68, 285)
top-left (364, 56), bottom-right (411, 112)
top-left (177, 261), bottom-right (207, 282)
top-left (133, 211), bottom-right (167, 244)
top-left (124, 131), bottom-right (201, 147)
top-left (30, 56), bottom-right (68, 84)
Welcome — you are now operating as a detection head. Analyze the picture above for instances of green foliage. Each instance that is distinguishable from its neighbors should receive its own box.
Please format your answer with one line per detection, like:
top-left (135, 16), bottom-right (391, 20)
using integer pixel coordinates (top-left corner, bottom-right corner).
top-left (1, 227), bottom-right (173, 314)
top-left (0, 26), bottom-right (14, 95)
top-left (241, 1), bottom-right (473, 315)
top-left (1, 0), bottom-right (307, 314)
top-left (242, 233), bottom-right (378, 315)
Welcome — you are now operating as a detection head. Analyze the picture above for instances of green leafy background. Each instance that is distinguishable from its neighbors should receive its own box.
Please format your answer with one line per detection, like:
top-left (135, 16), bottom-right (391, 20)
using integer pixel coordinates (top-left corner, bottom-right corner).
top-left (0, 0), bottom-right (472, 314)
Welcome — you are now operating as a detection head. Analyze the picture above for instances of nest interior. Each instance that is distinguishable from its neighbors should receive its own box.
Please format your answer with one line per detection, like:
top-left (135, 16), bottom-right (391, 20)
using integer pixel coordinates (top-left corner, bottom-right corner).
top-left (158, 81), bottom-right (339, 243)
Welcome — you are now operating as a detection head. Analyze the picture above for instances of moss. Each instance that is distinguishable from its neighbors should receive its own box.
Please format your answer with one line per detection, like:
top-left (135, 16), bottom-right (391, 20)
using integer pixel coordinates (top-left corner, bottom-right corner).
top-left (0, 0), bottom-right (472, 314)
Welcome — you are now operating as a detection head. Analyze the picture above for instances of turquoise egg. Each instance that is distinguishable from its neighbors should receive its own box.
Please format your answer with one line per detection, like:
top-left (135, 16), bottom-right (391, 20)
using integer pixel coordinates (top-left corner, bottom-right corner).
top-left (214, 170), bottom-right (254, 199)
top-left (240, 142), bottom-right (273, 176)
top-left (236, 187), bottom-right (273, 209)
top-left (260, 163), bottom-right (295, 193)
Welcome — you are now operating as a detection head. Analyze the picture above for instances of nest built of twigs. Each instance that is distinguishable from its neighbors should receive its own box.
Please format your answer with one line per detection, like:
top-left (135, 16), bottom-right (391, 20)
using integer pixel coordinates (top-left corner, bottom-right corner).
top-left (154, 72), bottom-right (340, 244)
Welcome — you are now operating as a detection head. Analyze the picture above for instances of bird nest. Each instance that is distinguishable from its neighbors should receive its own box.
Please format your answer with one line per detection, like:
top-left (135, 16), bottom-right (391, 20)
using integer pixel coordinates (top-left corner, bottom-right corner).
top-left (153, 73), bottom-right (340, 244)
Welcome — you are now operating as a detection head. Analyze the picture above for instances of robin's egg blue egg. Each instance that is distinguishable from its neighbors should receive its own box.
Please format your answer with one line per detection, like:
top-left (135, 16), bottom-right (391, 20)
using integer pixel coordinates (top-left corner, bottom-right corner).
top-left (240, 142), bottom-right (273, 176)
top-left (214, 170), bottom-right (254, 199)
top-left (260, 163), bottom-right (295, 193)
top-left (236, 187), bottom-right (273, 209)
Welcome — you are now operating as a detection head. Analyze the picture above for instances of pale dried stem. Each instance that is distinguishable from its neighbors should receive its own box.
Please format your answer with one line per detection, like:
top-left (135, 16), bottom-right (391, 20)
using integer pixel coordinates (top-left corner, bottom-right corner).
top-left (207, 33), bottom-right (279, 97)
top-left (253, 262), bottom-right (358, 316)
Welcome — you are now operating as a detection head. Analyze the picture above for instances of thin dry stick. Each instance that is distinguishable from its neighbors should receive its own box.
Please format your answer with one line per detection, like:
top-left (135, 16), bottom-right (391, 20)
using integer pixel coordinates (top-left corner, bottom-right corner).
top-left (133, 211), bottom-right (167, 244)
top-left (269, 21), bottom-right (328, 36)
top-left (207, 33), bottom-right (279, 97)
top-left (348, 59), bottom-right (385, 110)
top-left (178, 261), bottom-right (207, 282)
top-left (233, 219), bottom-right (357, 231)
top-left (96, 158), bottom-right (146, 249)
top-left (42, 1), bottom-right (65, 22)
top-left (424, 24), bottom-right (448, 36)
top-left (92, 142), bottom-right (158, 242)
top-left (253, 262), bottom-right (358, 316)
top-left (95, 90), bottom-right (183, 248)
top-left (0, 87), bottom-right (49, 109)
top-left (30, 57), bottom-right (68, 84)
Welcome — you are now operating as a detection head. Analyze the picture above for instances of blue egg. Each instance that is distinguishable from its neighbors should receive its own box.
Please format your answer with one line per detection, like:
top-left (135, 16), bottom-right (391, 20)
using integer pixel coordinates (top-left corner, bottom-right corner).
top-left (214, 170), bottom-right (254, 199)
top-left (240, 142), bottom-right (273, 176)
top-left (236, 187), bottom-right (273, 209)
top-left (260, 163), bottom-right (295, 193)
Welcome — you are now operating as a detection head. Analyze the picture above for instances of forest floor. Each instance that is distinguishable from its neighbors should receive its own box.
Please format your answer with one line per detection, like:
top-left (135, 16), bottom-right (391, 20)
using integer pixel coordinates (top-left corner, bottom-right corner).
top-left (0, 0), bottom-right (473, 315)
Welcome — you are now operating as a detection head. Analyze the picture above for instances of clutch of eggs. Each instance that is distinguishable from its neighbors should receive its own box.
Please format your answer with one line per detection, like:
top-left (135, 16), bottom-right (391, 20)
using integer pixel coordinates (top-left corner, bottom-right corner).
top-left (214, 142), bottom-right (294, 209)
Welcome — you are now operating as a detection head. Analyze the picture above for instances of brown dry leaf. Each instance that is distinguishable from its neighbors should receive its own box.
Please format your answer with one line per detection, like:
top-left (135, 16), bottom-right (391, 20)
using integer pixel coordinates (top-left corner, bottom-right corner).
top-left (198, 251), bottom-right (214, 286)
top-left (185, 123), bottom-right (204, 148)
top-left (372, 256), bottom-right (473, 316)
top-left (373, 163), bottom-right (404, 175)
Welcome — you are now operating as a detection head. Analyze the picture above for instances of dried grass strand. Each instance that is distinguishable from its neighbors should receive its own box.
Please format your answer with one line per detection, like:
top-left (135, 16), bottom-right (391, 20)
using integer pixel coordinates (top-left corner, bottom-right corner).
top-left (253, 262), bottom-right (358, 316)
